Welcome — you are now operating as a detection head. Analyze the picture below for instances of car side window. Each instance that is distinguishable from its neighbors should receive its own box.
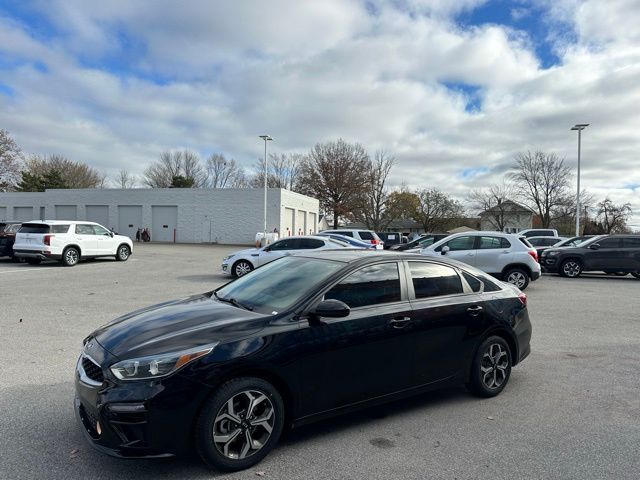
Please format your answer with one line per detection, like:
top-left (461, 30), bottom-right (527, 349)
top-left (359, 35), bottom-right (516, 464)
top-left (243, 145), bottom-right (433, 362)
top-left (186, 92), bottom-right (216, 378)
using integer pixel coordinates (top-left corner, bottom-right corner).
top-left (621, 237), bottom-right (640, 248)
top-left (298, 238), bottom-right (324, 249)
top-left (461, 271), bottom-right (483, 293)
top-left (51, 225), bottom-right (70, 234)
top-left (443, 236), bottom-right (475, 251)
top-left (75, 224), bottom-right (95, 235)
top-left (479, 236), bottom-right (503, 249)
top-left (597, 238), bottom-right (620, 248)
top-left (325, 263), bottom-right (401, 308)
top-left (337, 231), bottom-right (353, 237)
top-left (409, 262), bottom-right (464, 298)
top-left (93, 225), bottom-right (110, 236)
top-left (358, 231), bottom-right (374, 240)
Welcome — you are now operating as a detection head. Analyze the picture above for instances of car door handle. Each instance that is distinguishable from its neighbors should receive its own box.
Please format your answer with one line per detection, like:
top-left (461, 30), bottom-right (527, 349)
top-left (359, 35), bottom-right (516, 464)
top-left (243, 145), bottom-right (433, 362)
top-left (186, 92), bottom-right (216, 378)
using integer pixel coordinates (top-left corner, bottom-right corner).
top-left (389, 316), bottom-right (412, 328)
top-left (467, 305), bottom-right (483, 316)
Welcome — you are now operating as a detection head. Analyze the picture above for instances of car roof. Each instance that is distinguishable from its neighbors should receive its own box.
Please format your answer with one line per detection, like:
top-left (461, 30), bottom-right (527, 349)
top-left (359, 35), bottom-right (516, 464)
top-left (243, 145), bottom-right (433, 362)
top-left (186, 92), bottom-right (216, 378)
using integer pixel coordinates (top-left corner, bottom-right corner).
top-left (22, 220), bottom-right (98, 225)
top-left (322, 228), bottom-right (374, 232)
top-left (528, 236), bottom-right (562, 240)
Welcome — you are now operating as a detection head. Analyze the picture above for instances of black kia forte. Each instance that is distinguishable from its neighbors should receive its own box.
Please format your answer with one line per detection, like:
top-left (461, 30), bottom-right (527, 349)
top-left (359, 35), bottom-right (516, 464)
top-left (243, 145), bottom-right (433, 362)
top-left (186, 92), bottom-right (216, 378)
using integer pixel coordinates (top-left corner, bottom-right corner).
top-left (75, 250), bottom-right (532, 471)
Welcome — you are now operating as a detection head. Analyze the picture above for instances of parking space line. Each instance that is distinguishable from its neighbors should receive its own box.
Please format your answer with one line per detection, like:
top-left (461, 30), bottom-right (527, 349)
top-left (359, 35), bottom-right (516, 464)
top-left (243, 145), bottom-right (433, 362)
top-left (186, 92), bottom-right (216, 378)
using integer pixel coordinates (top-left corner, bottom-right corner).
top-left (0, 268), bottom-right (52, 274)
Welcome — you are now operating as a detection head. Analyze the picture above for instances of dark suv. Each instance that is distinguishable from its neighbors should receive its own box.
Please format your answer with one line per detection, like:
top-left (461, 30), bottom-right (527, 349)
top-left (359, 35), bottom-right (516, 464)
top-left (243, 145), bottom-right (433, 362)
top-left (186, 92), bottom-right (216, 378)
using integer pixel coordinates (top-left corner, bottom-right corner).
top-left (540, 234), bottom-right (640, 278)
top-left (0, 222), bottom-right (22, 260)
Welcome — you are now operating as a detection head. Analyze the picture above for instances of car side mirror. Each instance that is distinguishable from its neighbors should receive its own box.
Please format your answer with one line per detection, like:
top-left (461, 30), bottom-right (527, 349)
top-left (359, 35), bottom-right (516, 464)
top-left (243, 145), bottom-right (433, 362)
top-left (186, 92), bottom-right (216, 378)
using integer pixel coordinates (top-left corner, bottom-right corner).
top-left (109, 232), bottom-right (114, 237)
top-left (441, 245), bottom-right (450, 255)
top-left (311, 299), bottom-right (350, 319)
top-left (589, 243), bottom-right (600, 250)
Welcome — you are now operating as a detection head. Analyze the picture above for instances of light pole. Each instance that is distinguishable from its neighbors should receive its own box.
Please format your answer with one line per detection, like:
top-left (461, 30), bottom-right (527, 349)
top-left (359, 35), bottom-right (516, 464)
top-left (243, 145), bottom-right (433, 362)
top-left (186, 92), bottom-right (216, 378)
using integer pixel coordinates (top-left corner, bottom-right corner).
top-left (259, 135), bottom-right (273, 245)
top-left (571, 124), bottom-right (589, 236)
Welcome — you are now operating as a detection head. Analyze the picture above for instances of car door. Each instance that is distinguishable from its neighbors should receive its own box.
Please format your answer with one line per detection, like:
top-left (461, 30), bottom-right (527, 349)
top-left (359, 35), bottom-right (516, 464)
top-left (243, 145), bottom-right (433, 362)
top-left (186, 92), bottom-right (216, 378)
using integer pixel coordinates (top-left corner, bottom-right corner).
top-left (405, 261), bottom-right (485, 385)
top-left (583, 237), bottom-right (624, 270)
top-left (93, 224), bottom-right (116, 255)
top-left (292, 261), bottom-right (416, 416)
top-left (256, 238), bottom-right (299, 266)
top-left (621, 237), bottom-right (640, 271)
top-left (475, 236), bottom-right (512, 274)
top-left (436, 235), bottom-right (477, 266)
top-left (74, 224), bottom-right (98, 256)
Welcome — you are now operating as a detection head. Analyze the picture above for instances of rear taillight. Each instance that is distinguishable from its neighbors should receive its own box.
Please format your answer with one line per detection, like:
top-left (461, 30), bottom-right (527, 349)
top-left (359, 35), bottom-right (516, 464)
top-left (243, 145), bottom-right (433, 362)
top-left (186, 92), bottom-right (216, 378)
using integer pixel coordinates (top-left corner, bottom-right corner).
top-left (43, 235), bottom-right (54, 246)
top-left (528, 250), bottom-right (538, 263)
top-left (370, 239), bottom-right (380, 245)
top-left (518, 292), bottom-right (527, 307)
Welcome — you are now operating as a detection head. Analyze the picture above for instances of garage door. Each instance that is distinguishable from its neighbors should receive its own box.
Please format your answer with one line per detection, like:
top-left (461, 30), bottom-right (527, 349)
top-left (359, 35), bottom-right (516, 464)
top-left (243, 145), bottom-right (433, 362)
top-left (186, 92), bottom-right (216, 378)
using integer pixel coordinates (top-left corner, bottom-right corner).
top-left (308, 212), bottom-right (317, 234)
top-left (14, 207), bottom-right (34, 222)
top-left (152, 206), bottom-right (177, 242)
top-left (296, 210), bottom-right (307, 236)
top-left (86, 205), bottom-right (110, 229)
top-left (118, 206), bottom-right (142, 240)
top-left (284, 207), bottom-right (295, 237)
top-left (55, 205), bottom-right (77, 220)
top-left (0, 207), bottom-right (6, 221)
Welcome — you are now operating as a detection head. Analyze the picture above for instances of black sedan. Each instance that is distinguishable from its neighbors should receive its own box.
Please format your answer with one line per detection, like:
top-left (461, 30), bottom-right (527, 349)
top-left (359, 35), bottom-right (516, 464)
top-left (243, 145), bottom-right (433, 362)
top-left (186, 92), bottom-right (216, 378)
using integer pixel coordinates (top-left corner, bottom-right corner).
top-left (75, 250), bottom-right (532, 471)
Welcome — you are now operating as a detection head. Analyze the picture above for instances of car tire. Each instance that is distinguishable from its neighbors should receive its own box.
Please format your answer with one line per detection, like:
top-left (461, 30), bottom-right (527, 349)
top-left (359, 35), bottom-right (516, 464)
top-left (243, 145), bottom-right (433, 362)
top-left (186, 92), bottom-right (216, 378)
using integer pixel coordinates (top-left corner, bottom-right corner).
top-left (503, 268), bottom-right (530, 290)
top-left (61, 247), bottom-right (80, 267)
top-left (468, 335), bottom-right (512, 398)
top-left (115, 244), bottom-right (130, 261)
top-left (560, 259), bottom-right (582, 278)
top-left (25, 258), bottom-right (41, 265)
top-left (233, 260), bottom-right (253, 278)
top-left (196, 377), bottom-right (285, 472)
top-left (631, 272), bottom-right (640, 279)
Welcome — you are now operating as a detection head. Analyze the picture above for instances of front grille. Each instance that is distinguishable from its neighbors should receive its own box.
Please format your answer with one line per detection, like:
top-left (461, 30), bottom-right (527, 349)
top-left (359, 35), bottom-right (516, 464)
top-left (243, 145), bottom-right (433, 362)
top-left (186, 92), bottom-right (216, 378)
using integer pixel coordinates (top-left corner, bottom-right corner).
top-left (82, 356), bottom-right (104, 383)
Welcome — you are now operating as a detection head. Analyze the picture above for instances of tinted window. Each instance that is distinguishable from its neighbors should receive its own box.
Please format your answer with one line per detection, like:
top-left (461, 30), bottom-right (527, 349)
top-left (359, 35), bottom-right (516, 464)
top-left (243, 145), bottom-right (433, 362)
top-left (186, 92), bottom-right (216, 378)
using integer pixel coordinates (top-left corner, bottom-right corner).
top-left (409, 262), bottom-right (463, 298)
top-left (19, 224), bottom-right (50, 234)
top-left (481, 276), bottom-right (502, 292)
top-left (622, 237), bottom-right (640, 248)
top-left (524, 230), bottom-right (553, 237)
top-left (51, 224), bottom-right (70, 233)
top-left (544, 238), bottom-right (560, 246)
top-left (461, 271), bottom-right (483, 292)
top-left (479, 236), bottom-right (507, 249)
top-left (298, 238), bottom-right (324, 249)
top-left (325, 263), bottom-right (401, 308)
top-left (6, 224), bottom-right (22, 234)
top-left (336, 231), bottom-right (353, 237)
top-left (268, 239), bottom-right (297, 251)
top-left (75, 224), bottom-right (95, 235)
top-left (597, 238), bottom-right (621, 248)
top-left (518, 237), bottom-right (534, 248)
top-left (358, 231), bottom-right (374, 240)
top-left (527, 238), bottom-right (543, 246)
top-left (93, 225), bottom-right (110, 235)
top-left (444, 236), bottom-right (475, 251)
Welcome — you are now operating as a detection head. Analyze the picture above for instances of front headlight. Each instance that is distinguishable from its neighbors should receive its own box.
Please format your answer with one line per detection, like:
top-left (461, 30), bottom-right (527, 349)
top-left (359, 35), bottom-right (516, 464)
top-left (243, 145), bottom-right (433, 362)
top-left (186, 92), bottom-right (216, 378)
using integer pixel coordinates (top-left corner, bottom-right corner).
top-left (110, 344), bottom-right (216, 381)
top-left (223, 255), bottom-right (234, 261)
top-left (546, 251), bottom-right (559, 256)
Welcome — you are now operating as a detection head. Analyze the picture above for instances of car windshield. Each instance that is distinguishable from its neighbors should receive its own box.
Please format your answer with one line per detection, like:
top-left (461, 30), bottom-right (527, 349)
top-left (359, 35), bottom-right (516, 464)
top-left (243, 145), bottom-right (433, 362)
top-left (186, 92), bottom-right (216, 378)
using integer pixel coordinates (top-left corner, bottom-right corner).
top-left (215, 256), bottom-right (344, 315)
top-left (575, 236), bottom-right (604, 247)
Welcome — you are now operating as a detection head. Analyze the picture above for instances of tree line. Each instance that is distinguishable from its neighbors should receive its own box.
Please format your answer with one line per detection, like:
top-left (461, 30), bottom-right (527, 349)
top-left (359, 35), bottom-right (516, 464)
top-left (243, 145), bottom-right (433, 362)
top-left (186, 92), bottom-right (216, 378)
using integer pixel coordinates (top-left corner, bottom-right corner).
top-left (0, 128), bottom-right (633, 233)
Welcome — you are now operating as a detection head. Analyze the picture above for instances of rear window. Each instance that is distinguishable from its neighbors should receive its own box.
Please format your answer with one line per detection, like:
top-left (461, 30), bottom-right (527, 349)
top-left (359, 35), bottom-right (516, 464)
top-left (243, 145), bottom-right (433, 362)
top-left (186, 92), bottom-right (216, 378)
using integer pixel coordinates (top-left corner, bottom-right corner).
top-left (358, 231), bottom-right (374, 240)
top-left (19, 224), bottom-right (50, 234)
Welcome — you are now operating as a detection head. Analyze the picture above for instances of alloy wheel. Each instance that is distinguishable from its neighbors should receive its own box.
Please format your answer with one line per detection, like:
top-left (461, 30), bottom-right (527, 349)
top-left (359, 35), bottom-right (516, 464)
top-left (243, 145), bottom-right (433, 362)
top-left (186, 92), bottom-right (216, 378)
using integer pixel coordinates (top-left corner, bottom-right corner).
top-left (480, 343), bottom-right (509, 389)
top-left (65, 249), bottom-right (79, 265)
top-left (118, 246), bottom-right (130, 260)
top-left (235, 262), bottom-right (252, 277)
top-left (562, 261), bottom-right (581, 278)
top-left (506, 271), bottom-right (527, 288)
top-left (213, 390), bottom-right (275, 460)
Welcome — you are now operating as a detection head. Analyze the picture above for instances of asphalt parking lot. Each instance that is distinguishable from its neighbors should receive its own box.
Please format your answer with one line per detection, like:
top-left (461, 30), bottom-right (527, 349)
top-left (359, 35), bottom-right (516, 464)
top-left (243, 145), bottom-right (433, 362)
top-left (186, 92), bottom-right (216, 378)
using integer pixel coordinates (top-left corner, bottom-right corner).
top-left (1, 243), bottom-right (638, 480)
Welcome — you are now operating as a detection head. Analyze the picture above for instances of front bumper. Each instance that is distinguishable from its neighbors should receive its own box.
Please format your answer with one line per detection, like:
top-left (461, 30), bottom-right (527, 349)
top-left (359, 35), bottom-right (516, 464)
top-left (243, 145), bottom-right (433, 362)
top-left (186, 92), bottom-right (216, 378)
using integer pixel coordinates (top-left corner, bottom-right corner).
top-left (74, 349), bottom-right (211, 458)
top-left (540, 256), bottom-right (559, 272)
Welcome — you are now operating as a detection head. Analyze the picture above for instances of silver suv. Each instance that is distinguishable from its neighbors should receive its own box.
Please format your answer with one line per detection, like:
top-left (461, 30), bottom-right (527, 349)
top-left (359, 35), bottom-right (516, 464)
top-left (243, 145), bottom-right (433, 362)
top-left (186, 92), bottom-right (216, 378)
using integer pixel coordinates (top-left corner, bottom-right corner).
top-left (420, 231), bottom-right (541, 290)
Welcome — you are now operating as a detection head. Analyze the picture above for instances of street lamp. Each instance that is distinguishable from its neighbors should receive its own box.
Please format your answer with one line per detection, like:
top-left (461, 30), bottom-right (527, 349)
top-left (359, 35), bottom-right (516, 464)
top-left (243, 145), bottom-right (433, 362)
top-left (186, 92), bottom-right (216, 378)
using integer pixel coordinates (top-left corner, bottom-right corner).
top-left (259, 135), bottom-right (273, 245)
top-left (570, 124), bottom-right (589, 236)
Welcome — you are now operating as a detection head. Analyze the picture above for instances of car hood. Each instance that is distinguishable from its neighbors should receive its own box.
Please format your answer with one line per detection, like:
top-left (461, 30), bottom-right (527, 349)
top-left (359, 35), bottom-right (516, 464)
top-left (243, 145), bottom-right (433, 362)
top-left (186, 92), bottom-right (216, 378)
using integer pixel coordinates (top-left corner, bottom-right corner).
top-left (227, 248), bottom-right (260, 258)
top-left (93, 293), bottom-right (267, 359)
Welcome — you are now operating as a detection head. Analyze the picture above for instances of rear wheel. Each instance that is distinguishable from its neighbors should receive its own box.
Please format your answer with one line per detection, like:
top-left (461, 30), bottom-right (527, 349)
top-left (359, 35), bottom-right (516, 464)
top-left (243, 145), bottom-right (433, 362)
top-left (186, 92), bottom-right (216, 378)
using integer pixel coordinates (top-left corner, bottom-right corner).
top-left (115, 244), bottom-right (130, 261)
top-left (61, 247), bottom-right (80, 267)
top-left (560, 259), bottom-right (582, 278)
top-left (196, 377), bottom-right (284, 472)
top-left (503, 268), bottom-right (529, 290)
top-left (468, 336), bottom-right (512, 398)
top-left (25, 258), bottom-right (41, 265)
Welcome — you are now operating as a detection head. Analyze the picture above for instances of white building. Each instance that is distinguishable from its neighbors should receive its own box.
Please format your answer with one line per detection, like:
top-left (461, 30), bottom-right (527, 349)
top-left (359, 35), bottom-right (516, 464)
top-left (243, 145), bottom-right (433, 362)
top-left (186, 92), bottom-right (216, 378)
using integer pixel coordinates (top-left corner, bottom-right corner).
top-left (0, 188), bottom-right (319, 245)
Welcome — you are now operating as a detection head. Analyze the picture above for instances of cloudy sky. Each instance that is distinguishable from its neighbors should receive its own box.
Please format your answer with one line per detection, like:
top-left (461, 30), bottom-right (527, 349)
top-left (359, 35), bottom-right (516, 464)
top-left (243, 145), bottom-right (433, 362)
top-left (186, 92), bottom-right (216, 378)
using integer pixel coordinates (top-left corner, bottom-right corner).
top-left (1, 0), bottom-right (639, 226)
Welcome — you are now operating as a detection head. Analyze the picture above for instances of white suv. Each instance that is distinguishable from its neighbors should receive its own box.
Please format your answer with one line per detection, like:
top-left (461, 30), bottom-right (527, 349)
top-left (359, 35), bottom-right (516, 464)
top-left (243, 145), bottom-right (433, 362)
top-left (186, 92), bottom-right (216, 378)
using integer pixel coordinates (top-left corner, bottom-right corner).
top-left (420, 231), bottom-right (541, 290)
top-left (13, 221), bottom-right (133, 267)
top-left (318, 229), bottom-right (384, 249)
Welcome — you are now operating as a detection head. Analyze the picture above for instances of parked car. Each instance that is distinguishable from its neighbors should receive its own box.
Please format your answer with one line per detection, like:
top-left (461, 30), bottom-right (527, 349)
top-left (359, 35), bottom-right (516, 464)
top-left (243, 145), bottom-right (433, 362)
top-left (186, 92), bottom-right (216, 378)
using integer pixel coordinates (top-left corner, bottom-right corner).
top-left (540, 234), bottom-right (640, 278)
top-left (390, 233), bottom-right (450, 251)
top-left (420, 232), bottom-right (541, 290)
top-left (221, 235), bottom-right (350, 277)
top-left (376, 232), bottom-right (403, 249)
top-left (518, 228), bottom-right (559, 238)
top-left (535, 235), bottom-right (594, 260)
top-left (13, 221), bottom-right (133, 266)
top-left (0, 221), bottom-right (22, 260)
top-left (317, 232), bottom-right (376, 249)
top-left (527, 236), bottom-right (564, 258)
top-left (75, 250), bottom-right (531, 471)
top-left (318, 229), bottom-right (384, 249)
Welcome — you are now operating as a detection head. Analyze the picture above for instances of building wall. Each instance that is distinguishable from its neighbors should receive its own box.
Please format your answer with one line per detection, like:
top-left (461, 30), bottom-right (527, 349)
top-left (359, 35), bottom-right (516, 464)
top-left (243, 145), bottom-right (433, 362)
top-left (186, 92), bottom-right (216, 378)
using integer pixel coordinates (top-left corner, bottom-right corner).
top-left (480, 212), bottom-right (533, 232)
top-left (0, 188), bottom-right (319, 245)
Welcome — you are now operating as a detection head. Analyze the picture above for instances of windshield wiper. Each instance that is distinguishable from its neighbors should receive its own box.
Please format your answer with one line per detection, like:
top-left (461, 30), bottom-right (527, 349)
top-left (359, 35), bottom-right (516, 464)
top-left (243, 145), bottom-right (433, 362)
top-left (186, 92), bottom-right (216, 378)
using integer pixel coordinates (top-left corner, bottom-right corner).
top-left (213, 291), bottom-right (254, 311)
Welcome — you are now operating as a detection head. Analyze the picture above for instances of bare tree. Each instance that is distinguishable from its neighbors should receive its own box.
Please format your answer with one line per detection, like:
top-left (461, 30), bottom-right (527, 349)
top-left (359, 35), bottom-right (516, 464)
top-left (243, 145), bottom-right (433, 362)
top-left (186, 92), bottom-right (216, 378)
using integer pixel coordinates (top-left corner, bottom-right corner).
top-left (508, 151), bottom-right (573, 228)
top-left (358, 150), bottom-right (395, 230)
top-left (205, 153), bottom-right (248, 188)
top-left (117, 169), bottom-right (137, 188)
top-left (597, 198), bottom-right (632, 233)
top-left (414, 187), bottom-right (465, 232)
top-left (0, 129), bottom-right (24, 191)
top-left (251, 153), bottom-right (303, 191)
top-left (467, 181), bottom-right (516, 231)
top-left (25, 154), bottom-right (103, 188)
top-left (144, 150), bottom-right (206, 188)
top-left (298, 139), bottom-right (371, 229)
